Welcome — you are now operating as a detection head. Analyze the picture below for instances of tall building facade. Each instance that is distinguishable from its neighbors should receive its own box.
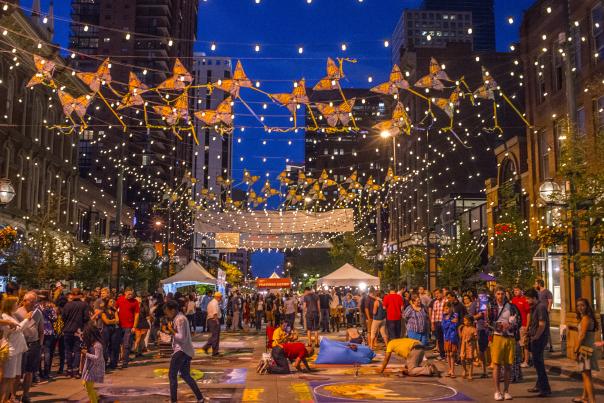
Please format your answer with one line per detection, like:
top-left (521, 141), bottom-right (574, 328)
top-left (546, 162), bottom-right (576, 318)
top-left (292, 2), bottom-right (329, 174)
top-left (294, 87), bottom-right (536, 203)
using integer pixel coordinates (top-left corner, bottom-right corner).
top-left (392, 10), bottom-right (473, 64)
top-left (69, 0), bottom-right (199, 242)
top-left (422, 0), bottom-right (495, 51)
top-left (191, 54), bottom-right (232, 258)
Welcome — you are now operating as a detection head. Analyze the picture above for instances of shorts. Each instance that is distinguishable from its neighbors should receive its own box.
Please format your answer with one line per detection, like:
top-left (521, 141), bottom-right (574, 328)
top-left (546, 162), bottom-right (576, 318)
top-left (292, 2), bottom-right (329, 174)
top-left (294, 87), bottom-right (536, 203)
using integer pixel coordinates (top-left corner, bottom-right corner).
top-left (478, 329), bottom-right (489, 352)
top-left (22, 341), bottom-right (41, 374)
top-left (444, 340), bottom-right (458, 354)
top-left (306, 312), bottom-right (319, 331)
top-left (491, 335), bottom-right (516, 366)
top-left (519, 326), bottom-right (528, 347)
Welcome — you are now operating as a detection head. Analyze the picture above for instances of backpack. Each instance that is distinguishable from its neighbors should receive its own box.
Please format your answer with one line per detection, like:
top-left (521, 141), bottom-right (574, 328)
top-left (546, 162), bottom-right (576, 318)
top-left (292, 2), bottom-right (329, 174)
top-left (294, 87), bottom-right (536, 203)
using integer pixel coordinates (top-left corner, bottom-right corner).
top-left (489, 301), bottom-right (521, 341)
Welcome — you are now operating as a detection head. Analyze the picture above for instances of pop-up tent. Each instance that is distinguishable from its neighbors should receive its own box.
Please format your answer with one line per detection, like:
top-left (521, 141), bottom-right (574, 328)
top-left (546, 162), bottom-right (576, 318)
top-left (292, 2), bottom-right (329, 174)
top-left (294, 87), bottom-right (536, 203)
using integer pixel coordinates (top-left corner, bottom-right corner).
top-left (161, 260), bottom-right (217, 293)
top-left (316, 263), bottom-right (380, 288)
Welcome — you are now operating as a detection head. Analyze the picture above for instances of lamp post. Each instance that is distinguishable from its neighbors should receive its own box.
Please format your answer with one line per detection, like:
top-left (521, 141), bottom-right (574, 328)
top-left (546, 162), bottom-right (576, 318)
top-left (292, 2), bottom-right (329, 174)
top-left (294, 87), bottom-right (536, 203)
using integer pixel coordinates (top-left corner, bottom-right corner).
top-left (381, 129), bottom-right (402, 287)
top-left (0, 178), bottom-right (16, 206)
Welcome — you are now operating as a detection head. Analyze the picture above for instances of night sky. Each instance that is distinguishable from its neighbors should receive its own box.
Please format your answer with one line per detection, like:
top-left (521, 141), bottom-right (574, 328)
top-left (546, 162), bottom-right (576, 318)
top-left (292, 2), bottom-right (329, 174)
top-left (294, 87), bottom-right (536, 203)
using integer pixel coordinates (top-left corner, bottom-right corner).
top-left (23, 0), bottom-right (536, 278)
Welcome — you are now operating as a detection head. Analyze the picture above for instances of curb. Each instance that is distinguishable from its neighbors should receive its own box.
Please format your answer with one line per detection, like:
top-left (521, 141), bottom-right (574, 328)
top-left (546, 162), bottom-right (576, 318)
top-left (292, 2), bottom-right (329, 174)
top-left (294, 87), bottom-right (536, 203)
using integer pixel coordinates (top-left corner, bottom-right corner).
top-left (545, 363), bottom-right (604, 386)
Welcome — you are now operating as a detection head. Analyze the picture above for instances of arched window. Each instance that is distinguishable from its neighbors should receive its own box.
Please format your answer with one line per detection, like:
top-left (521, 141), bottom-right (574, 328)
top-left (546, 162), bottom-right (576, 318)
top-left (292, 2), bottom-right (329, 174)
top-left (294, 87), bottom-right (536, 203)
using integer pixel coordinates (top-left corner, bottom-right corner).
top-left (499, 157), bottom-right (517, 185)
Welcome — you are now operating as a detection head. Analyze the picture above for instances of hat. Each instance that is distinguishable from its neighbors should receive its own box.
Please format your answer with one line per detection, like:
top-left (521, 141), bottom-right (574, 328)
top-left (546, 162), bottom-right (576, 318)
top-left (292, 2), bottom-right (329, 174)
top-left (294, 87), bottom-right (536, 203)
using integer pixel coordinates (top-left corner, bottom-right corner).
top-left (214, 291), bottom-right (223, 297)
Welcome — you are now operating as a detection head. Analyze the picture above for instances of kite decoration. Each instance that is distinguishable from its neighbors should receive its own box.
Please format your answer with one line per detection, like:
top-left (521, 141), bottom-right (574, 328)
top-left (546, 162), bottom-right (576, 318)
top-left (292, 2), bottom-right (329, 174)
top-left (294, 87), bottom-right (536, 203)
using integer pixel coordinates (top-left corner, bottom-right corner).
top-left (316, 98), bottom-right (356, 127)
top-left (415, 57), bottom-right (450, 91)
top-left (372, 102), bottom-right (412, 136)
top-left (150, 92), bottom-right (196, 141)
top-left (194, 96), bottom-right (234, 127)
top-left (314, 57), bottom-right (345, 91)
top-left (157, 58), bottom-right (193, 91)
top-left (76, 58), bottom-right (112, 93)
top-left (213, 60), bottom-right (253, 98)
top-left (261, 180), bottom-right (280, 197)
top-left (271, 79), bottom-right (314, 128)
top-left (26, 55), bottom-right (56, 88)
top-left (434, 86), bottom-right (463, 131)
top-left (318, 169), bottom-right (338, 188)
top-left (243, 170), bottom-right (260, 186)
top-left (370, 65), bottom-right (409, 96)
top-left (118, 72), bottom-right (149, 110)
top-left (247, 189), bottom-right (266, 207)
top-left (278, 170), bottom-right (293, 186)
top-left (58, 90), bottom-right (93, 128)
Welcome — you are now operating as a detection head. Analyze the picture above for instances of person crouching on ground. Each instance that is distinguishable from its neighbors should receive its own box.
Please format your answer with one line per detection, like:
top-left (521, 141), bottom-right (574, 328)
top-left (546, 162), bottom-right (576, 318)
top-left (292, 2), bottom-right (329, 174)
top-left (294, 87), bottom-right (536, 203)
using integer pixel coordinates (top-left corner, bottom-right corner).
top-left (378, 338), bottom-right (440, 377)
top-left (269, 342), bottom-right (314, 374)
top-left (164, 300), bottom-right (204, 403)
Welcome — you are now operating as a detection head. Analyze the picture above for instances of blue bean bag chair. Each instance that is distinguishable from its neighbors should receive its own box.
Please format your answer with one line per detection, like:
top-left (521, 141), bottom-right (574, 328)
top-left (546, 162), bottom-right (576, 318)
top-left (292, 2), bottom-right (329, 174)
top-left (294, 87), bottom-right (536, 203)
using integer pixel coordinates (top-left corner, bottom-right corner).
top-left (314, 337), bottom-right (376, 364)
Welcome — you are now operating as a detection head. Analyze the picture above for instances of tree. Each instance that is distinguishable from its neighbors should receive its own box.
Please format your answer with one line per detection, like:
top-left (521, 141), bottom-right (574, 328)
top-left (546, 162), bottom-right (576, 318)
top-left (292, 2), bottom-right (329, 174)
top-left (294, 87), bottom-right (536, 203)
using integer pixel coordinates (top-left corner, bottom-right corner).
top-left (220, 260), bottom-right (243, 286)
top-left (380, 254), bottom-right (399, 289)
top-left (329, 233), bottom-right (377, 274)
top-left (75, 237), bottom-right (110, 288)
top-left (439, 229), bottom-right (482, 289)
top-left (491, 185), bottom-right (537, 289)
top-left (400, 247), bottom-right (426, 288)
top-left (121, 242), bottom-right (158, 292)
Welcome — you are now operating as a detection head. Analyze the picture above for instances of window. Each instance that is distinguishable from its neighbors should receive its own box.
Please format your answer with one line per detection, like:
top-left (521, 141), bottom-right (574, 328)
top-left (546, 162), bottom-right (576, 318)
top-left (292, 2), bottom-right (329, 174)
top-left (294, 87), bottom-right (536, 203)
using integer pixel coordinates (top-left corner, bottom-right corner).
top-left (577, 107), bottom-right (586, 137)
top-left (552, 44), bottom-right (563, 92)
top-left (592, 4), bottom-right (604, 61)
top-left (538, 130), bottom-right (550, 180)
top-left (554, 119), bottom-right (564, 167)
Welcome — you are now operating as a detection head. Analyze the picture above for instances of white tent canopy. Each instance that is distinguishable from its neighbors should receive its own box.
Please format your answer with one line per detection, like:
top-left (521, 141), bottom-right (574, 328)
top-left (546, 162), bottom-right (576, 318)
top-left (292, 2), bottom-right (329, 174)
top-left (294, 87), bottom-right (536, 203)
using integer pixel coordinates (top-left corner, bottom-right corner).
top-left (161, 260), bottom-right (216, 293)
top-left (316, 263), bottom-right (380, 288)
top-left (269, 272), bottom-right (281, 279)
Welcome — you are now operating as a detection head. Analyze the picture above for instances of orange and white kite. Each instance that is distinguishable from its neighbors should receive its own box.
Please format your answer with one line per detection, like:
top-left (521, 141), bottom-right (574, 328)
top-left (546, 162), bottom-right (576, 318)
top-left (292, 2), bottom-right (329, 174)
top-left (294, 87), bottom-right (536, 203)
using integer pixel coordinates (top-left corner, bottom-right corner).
top-left (271, 80), bottom-right (310, 114)
top-left (313, 58), bottom-right (343, 91)
top-left (26, 55), bottom-right (56, 88)
top-left (153, 92), bottom-right (189, 125)
top-left (415, 57), bottom-right (450, 90)
top-left (118, 72), bottom-right (149, 110)
top-left (58, 90), bottom-right (93, 119)
top-left (434, 86), bottom-right (462, 118)
top-left (316, 99), bottom-right (356, 127)
top-left (372, 102), bottom-right (411, 136)
top-left (76, 58), bottom-right (111, 93)
top-left (473, 67), bottom-right (498, 100)
top-left (157, 59), bottom-right (193, 91)
top-left (213, 60), bottom-right (252, 98)
top-left (370, 65), bottom-right (409, 96)
top-left (194, 96), bottom-right (233, 126)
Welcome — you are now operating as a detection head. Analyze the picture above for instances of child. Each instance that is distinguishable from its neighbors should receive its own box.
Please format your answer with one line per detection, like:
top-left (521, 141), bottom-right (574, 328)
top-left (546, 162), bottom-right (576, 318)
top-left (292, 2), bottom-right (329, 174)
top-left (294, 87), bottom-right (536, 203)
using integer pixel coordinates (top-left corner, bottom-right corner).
top-left (441, 302), bottom-right (459, 378)
top-left (80, 323), bottom-right (104, 403)
top-left (460, 315), bottom-right (478, 380)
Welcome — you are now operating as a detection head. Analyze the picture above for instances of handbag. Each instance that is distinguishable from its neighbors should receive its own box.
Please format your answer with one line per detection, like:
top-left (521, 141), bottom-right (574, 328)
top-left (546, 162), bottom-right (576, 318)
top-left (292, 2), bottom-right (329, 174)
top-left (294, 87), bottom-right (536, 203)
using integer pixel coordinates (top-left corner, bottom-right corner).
top-left (578, 345), bottom-right (593, 359)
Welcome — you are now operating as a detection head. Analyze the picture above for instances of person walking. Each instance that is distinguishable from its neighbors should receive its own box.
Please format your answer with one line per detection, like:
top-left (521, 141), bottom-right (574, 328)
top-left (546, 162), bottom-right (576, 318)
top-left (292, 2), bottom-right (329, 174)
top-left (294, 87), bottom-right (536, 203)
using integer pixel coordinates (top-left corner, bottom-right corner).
top-left (14, 291), bottom-right (44, 403)
top-left (80, 323), bottom-right (105, 403)
top-left (202, 292), bottom-right (223, 356)
top-left (115, 288), bottom-right (140, 368)
top-left (573, 298), bottom-right (600, 403)
top-left (164, 300), bottom-right (204, 403)
top-left (382, 285), bottom-right (403, 340)
top-left (489, 286), bottom-right (519, 401)
top-left (62, 288), bottom-right (90, 378)
top-left (524, 288), bottom-right (551, 397)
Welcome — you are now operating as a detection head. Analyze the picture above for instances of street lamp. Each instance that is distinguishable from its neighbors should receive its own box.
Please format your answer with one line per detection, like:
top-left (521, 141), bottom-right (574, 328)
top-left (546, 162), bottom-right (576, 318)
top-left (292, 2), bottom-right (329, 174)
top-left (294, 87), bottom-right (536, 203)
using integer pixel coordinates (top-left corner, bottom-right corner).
top-left (0, 178), bottom-right (16, 205)
top-left (539, 179), bottom-right (561, 204)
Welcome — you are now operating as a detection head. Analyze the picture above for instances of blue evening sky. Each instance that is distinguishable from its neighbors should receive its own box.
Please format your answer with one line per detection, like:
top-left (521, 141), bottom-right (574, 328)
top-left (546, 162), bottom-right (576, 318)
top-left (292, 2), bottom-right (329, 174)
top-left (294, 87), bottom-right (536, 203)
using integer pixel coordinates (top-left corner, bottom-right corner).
top-left (24, 0), bottom-right (536, 278)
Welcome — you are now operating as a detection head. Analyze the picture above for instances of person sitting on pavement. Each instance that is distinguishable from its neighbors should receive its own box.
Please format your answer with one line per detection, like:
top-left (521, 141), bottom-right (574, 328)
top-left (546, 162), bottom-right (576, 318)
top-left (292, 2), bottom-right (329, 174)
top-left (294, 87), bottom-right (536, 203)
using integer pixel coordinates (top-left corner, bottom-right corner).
top-left (269, 342), bottom-right (315, 374)
top-left (378, 338), bottom-right (440, 377)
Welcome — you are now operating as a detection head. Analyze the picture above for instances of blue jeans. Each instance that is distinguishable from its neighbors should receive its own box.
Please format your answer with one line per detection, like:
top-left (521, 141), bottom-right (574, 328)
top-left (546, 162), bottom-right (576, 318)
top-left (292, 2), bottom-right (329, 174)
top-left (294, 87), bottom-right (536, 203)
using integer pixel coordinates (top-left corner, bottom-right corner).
top-left (102, 326), bottom-right (122, 368)
top-left (407, 330), bottom-right (428, 345)
top-left (531, 336), bottom-right (551, 393)
top-left (387, 319), bottom-right (401, 340)
top-left (169, 351), bottom-right (203, 402)
top-left (63, 333), bottom-right (81, 373)
top-left (41, 335), bottom-right (56, 378)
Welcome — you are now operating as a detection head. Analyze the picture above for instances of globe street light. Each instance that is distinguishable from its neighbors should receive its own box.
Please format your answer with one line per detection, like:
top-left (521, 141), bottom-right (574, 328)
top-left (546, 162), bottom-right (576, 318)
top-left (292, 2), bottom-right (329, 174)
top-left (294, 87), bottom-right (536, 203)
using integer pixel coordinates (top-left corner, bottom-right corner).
top-left (539, 179), bottom-right (561, 205)
top-left (0, 178), bottom-right (16, 205)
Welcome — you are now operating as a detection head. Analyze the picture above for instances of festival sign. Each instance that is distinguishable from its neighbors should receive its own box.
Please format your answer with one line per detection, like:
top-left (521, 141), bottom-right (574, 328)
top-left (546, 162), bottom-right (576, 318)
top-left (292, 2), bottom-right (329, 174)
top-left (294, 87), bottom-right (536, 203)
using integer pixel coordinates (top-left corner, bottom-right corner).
top-left (256, 278), bottom-right (292, 289)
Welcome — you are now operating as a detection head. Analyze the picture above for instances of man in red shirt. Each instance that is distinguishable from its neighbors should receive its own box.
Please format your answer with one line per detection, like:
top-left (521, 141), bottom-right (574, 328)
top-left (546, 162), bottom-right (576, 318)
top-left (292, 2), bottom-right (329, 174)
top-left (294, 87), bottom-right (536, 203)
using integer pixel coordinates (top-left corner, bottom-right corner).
top-left (115, 287), bottom-right (140, 368)
top-left (269, 342), bottom-right (314, 374)
top-left (382, 285), bottom-right (403, 340)
top-left (511, 286), bottom-right (530, 367)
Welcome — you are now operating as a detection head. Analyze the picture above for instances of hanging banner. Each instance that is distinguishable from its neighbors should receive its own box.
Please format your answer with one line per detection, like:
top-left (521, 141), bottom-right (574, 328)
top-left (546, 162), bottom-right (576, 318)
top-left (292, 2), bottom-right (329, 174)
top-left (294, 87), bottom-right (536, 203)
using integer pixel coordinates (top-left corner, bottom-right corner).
top-left (256, 278), bottom-right (292, 289)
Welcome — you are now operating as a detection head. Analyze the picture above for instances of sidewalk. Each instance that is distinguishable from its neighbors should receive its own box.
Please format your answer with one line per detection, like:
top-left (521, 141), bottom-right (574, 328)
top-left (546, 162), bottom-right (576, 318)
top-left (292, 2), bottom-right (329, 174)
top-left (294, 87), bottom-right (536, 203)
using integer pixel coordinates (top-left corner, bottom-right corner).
top-left (545, 327), bottom-right (604, 385)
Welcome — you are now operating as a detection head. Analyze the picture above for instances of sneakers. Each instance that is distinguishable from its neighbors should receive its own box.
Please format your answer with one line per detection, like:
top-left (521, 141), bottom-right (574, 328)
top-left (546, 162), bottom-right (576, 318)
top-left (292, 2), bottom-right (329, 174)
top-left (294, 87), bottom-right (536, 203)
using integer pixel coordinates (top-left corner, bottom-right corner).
top-left (520, 362), bottom-right (529, 368)
top-left (504, 392), bottom-right (513, 400)
top-left (494, 392), bottom-right (504, 401)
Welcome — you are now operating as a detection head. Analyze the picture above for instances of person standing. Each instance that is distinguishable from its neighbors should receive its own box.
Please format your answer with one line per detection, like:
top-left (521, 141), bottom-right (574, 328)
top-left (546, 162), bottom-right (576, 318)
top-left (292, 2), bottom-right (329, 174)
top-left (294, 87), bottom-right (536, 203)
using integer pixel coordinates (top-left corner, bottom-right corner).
top-left (534, 279), bottom-right (554, 351)
top-left (303, 288), bottom-right (320, 347)
top-left (199, 290), bottom-right (212, 333)
top-left (382, 285), bottom-right (403, 340)
top-left (14, 292), bottom-right (44, 402)
top-left (574, 298), bottom-right (600, 403)
top-left (255, 295), bottom-right (264, 332)
top-left (329, 289), bottom-right (340, 332)
top-left (100, 298), bottom-right (120, 369)
top-left (441, 302), bottom-right (458, 378)
top-left (469, 289), bottom-right (489, 378)
top-left (80, 323), bottom-right (105, 403)
top-left (164, 300), bottom-right (204, 403)
top-left (202, 292), bottom-right (223, 356)
top-left (429, 289), bottom-right (445, 361)
top-left (284, 293), bottom-right (297, 329)
top-left (133, 297), bottom-right (151, 357)
top-left (404, 295), bottom-right (428, 345)
top-left (115, 288), bottom-right (140, 368)
top-left (342, 293), bottom-right (357, 326)
top-left (370, 291), bottom-right (388, 350)
top-left (363, 289), bottom-right (375, 335)
top-left (62, 288), bottom-right (90, 378)
top-left (318, 290), bottom-right (331, 333)
top-left (185, 294), bottom-right (196, 333)
top-left (39, 295), bottom-right (57, 380)
top-left (489, 287), bottom-right (519, 401)
top-left (525, 289), bottom-right (551, 397)
top-left (0, 296), bottom-right (30, 403)
top-left (231, 291), bottom-right (243, 331)
top-left (511, 286), bottom-right (530, 368)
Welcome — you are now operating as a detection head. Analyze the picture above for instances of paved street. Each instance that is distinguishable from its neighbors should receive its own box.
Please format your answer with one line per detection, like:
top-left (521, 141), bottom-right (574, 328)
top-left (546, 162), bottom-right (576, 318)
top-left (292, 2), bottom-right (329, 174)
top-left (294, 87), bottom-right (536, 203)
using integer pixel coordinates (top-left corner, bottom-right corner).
top-left (28, 327), bottom-right (602, 402)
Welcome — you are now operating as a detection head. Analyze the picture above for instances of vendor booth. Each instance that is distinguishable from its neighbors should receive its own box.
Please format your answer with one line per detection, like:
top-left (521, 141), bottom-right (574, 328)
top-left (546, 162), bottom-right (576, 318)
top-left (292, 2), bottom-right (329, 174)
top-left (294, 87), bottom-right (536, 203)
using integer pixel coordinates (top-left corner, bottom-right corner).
top-left (316, 263), bottom-right (379, 288)
top-left (161, 260), bottom-right (217, 294)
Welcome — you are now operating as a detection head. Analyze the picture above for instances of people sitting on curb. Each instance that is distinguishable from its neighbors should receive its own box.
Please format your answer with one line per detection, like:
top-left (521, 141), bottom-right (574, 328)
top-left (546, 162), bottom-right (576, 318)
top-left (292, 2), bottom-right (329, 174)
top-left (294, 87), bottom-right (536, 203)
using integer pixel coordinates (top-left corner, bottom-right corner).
top-left (378, 338), bottom-right (440, 377)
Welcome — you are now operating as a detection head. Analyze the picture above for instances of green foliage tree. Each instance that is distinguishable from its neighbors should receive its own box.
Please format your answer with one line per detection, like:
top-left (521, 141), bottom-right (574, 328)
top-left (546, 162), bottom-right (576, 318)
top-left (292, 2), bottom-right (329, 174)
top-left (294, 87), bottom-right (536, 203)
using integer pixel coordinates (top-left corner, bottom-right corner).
top-left (120, 242), bottom-right (158, 292)
top-left (329, 233), bottom-right (377, 274)
top-left (401, 247), bottom-right (426, 288)
top-left (380, 254), bottom-right (399, 289)
top-left (75, 237), bottom-right (110, 288)
top-left (438, 229), bottom-right (482, 289)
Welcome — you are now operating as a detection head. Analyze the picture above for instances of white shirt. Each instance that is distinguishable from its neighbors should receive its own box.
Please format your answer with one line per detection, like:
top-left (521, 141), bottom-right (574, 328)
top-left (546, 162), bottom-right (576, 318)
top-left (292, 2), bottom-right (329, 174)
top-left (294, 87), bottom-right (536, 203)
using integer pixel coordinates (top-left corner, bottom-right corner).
top-left (172, 313), bottom-right (195, 358)
top-left (207, 298), bottom-right (222, 320)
